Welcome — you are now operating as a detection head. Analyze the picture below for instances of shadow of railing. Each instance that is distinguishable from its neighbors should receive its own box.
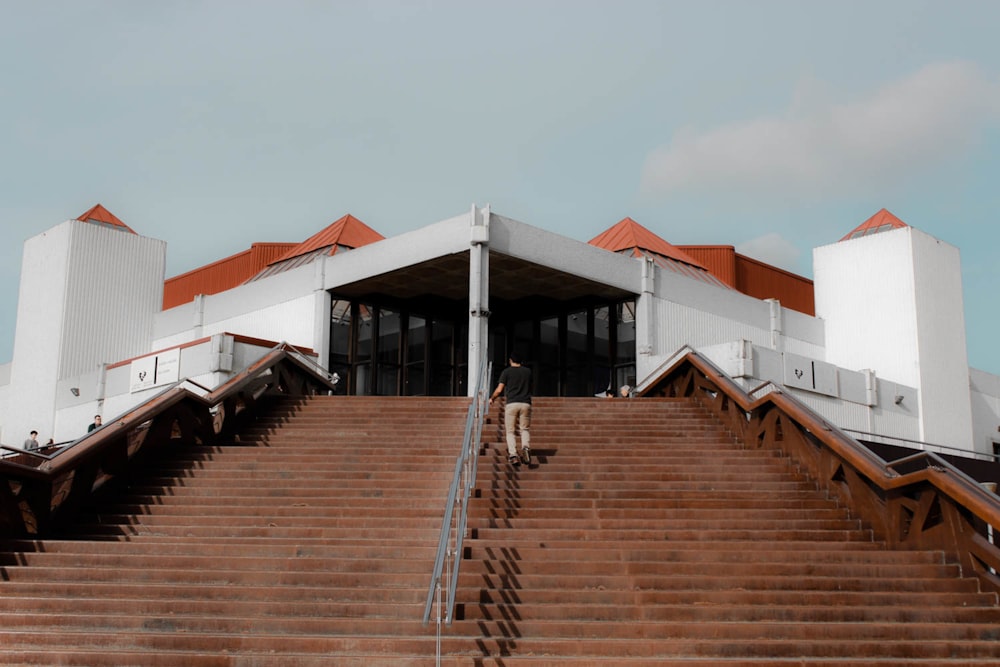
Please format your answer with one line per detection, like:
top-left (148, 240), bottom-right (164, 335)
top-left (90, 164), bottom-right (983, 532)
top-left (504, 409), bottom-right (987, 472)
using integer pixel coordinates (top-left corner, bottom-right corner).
top-left (639, 347), bottom-right (1000, 595)
top-left (0, 343), bottom-right (338, 536)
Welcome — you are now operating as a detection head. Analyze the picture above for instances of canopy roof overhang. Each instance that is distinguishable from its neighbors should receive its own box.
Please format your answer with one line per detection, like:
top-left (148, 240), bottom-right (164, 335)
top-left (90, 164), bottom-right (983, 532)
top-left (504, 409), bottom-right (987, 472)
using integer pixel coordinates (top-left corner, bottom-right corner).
top-left (330, 251), bottom-right (634, 305)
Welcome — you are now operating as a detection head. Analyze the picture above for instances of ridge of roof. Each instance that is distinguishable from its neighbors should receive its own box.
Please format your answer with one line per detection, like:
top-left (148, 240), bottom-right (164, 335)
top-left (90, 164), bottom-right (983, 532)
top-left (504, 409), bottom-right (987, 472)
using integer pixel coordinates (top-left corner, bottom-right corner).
top-left (840, 208), bottom-right (908, 242)
top-left (269, 213), bottom-right (385, 265)
top-left (589, 217), bottom-right (706, 269)
top-left (76, 203), bottom-right (137, 234)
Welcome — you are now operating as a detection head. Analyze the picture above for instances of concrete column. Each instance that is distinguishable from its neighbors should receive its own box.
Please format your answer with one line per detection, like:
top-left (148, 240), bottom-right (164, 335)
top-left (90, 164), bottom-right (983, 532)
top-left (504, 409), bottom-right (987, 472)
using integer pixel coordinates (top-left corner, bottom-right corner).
top-left (467, 204), bottom-right (491, 396)
top-left (637, 257), bottom-right (655, 357)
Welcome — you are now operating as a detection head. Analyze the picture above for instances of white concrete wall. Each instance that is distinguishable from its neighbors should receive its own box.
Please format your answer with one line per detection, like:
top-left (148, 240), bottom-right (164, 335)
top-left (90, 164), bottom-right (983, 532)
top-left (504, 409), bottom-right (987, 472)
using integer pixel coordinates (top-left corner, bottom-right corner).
top-left (6, 223), bottom-right (73, 444)
top-left (970, 367), bottom-right (1000, 458)
top-left (699, 340), bottom-right (922, 451)
top-left (48, 336), bottom-right (284, 443)
top-left (5, 220), bottom-right (165, 445)
top-left (636, 261), bottom-right (826, 384)
top-left (154, 261), bottom-right (319, 352)
top-left (0, 362), bottom-right (9, 444)
top-left (814, 226), bottom-right (973, 450)
top-left (910, 229), bottom-right (973, 449)
top-left (200, 295), bottom-right (317, 350)
top-left (59, 222), bottom-right (166, 378)
top-left (489, 214), bottom-right (640, 294)
top-left (815, 228), bottom-right (921, 386)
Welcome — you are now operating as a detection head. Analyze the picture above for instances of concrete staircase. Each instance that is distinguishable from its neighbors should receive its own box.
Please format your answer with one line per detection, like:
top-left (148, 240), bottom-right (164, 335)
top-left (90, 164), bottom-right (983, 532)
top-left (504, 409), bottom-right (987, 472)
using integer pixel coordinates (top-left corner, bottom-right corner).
top-left (0, 395), bottom-right (996, 665)
top-left (0, 395), bottom-right (469, 666)
top-left (447, 397), bottom-right (1000, 665)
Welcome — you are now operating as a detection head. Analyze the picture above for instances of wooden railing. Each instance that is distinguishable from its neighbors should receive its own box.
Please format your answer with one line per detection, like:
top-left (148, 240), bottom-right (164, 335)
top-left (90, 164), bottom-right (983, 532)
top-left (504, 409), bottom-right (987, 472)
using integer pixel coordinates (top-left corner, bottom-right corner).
top-left (641, 349), bottom-right (1000, 595)
top-left (0, 343), bottom-right (338, 536)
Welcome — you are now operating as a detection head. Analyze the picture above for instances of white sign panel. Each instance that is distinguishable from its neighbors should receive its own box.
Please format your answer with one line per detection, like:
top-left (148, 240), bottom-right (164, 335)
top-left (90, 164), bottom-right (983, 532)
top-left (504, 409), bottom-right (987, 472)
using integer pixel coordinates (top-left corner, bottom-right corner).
top-left (155, 347), bottom-right (181, 386)
top-left (129, 347), bottom-right (182, 393)
top-left (783, 352), bottom-right (814, 391)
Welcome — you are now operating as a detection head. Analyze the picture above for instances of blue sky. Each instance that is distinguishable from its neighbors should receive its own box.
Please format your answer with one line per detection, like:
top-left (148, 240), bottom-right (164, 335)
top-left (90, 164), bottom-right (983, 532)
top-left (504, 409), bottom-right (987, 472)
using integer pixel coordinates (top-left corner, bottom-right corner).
top-left (2, 1), bottom-right (999, 374)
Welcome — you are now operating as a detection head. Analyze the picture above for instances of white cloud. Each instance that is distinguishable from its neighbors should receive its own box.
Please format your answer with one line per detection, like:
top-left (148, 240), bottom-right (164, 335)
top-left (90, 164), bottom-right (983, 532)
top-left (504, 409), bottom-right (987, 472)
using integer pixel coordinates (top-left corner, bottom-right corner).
top-left (641, 61), bottom-right (1000, 199)
top-left (735, 233), bottom-right (801, 273)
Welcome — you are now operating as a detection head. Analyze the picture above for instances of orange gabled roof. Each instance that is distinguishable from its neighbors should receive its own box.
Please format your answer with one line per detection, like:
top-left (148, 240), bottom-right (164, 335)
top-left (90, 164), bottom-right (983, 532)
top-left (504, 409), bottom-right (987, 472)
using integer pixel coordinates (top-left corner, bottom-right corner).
top-left (589, 217), bottom-right (706, 269)
top-left (270, 214), bottom-right (384, 265)
top-left (840, 208), bottom-right (908, 242)
top-left (76, 203), bottom-right (136, 234)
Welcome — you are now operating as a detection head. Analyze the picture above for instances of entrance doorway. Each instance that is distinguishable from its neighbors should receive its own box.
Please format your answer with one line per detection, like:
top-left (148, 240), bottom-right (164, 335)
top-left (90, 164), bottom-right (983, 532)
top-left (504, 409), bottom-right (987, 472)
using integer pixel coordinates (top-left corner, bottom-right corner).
top-left (330, 296), bottom-right (635, 397)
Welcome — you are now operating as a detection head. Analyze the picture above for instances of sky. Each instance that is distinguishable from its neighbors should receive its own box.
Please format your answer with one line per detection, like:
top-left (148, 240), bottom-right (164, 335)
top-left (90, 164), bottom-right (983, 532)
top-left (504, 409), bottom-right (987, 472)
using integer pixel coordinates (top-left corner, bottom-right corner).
top-left (2, 1), bottom-right (999, 374)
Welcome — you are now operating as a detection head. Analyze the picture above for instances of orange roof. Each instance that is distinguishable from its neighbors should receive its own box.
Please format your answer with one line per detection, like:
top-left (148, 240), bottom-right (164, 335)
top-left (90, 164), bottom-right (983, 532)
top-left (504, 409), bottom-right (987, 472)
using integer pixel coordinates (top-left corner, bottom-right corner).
top-left (840, 208), bottom-right (908, 242)
top-left (76, 203), bottom-right (136, 234)
top-left (163, 242), bottom-right (298, 310)
top-left (679, 245), bottom-right (815, 316)
top-left (270, 214), bottom-right (384, 265)
top-left (589, 217), bottom-right (706, 269)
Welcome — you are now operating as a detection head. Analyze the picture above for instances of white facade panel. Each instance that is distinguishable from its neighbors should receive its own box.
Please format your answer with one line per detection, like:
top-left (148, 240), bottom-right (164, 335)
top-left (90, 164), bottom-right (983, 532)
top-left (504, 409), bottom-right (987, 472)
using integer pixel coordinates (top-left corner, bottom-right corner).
top-left (782, 308), bottom-right (826, 359)
top-left (837, 369), bottom-right (868, 405)
top-left (812, 360), bottom-right (839, 396)
top-left (153, 300), bottom-right (201, 343)
top-left (815, 228), bottom-right (920, 386)
top-left (638, 297), bottom-right (773, 383)
top-left (203, 295), bottom-right (318, 351)
top-left (783, 352), bottom-right (815, 392)
top-left (321, 214), bottom-right (472, 293)
top-left (815, 226), bottom-right (974, 451)
top-left (59, 221), bottom-right (166, 378)
top-left (6, 223), bottom-right (73, 443)
top-left (0, 376), bottom-right (8, 444)
top-left (152, 331), bottom-right (201, 352)
top-left (753, 346), bottom-right (784, 385)
top-left (910, 229), bottom-right (973, 449)
top-left (491, 214), bottom-right (642, 294)
top-left (969, 368), bottom-right (1000, 457)
top-left (5, 219), bottom-right (164, 444)
top-left (791, 389), bottom-right (921, 446)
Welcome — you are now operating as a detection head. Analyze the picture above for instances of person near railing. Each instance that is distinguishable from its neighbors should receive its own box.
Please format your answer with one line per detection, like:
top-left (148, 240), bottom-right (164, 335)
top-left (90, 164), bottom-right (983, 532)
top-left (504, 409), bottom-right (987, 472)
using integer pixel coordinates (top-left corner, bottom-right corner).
top-left (488, 351), bottom-right (533, 467)
top-left (23, 430), bottom-right (40, 451)
top-left (87, 415), bottom-right (103, 433)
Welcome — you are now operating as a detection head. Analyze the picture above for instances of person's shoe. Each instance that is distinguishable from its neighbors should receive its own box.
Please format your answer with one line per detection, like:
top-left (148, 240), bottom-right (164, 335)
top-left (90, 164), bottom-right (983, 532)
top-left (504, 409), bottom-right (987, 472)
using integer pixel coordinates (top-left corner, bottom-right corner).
top-left (519, 448), bottom-right (531, 465)
top-left (508, 455), bottom-right (521, 467)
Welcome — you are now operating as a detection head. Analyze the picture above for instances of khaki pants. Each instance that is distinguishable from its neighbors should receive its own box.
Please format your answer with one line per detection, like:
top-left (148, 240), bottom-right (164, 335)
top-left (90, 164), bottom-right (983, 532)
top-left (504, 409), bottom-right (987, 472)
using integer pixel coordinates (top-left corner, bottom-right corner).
top-left (504, 402), bottom-right (531, 457)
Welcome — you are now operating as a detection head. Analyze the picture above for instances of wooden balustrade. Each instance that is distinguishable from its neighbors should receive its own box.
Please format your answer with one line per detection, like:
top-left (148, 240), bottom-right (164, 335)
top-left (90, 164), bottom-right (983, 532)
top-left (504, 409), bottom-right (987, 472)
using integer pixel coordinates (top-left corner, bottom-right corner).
top-left (641, 350), bottom-right (1000, 594)
top-left (0, 344), bottom-right (337, 536)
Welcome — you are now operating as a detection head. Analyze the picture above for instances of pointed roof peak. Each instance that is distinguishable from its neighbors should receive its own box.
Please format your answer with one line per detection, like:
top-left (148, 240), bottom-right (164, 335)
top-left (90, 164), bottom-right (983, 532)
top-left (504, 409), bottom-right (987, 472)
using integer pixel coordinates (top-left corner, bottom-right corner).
top-left (269, 213), bottom-right (384, 265)
top-left (589, 217), bottom-right (706, 269)
top-left (840, 208), bottom-right (908, 242)
top-left (76, 203), bottom-right (137, 234)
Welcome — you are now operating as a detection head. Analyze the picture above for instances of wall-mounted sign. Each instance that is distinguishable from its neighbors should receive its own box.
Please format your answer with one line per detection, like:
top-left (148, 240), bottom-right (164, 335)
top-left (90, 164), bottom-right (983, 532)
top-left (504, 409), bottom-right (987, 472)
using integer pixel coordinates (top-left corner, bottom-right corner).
top-left (129, 347), bottom-right (181, 393)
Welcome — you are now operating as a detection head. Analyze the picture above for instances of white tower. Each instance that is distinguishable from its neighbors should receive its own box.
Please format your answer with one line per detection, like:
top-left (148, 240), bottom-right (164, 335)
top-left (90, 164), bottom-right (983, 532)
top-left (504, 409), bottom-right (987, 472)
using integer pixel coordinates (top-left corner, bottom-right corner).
top-left (814, 209), bottom-right (974, 450)
top-left (5, 205), bottom-right (166, 444)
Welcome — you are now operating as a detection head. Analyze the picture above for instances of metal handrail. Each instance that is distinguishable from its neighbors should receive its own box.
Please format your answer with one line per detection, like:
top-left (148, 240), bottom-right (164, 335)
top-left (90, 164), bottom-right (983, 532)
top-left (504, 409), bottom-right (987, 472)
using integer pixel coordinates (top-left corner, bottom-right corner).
top-left (842, 427), bottom-right (1000, 463)
top-left (423, 356), bottom-right (491, 635)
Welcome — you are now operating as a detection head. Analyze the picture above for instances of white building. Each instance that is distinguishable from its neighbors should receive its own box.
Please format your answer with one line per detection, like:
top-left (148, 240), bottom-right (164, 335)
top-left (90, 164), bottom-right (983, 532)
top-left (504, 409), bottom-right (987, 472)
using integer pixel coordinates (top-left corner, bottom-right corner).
top-left (1, 203), bottom-right (998, 462)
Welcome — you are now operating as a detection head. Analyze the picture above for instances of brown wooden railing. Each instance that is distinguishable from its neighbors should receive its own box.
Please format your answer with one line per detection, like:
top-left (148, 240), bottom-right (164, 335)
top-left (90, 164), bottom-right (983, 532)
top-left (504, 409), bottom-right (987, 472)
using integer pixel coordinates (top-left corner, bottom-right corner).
top-left (0, 343), bottom-right (338, 536)
top-left (641, 349), bottom-right (1000, 594)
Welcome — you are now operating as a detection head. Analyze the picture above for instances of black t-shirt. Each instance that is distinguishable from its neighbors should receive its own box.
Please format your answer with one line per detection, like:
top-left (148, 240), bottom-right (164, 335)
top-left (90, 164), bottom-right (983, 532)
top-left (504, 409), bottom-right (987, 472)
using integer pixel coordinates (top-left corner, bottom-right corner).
top-left (498, 365), bottom-right (532, 404)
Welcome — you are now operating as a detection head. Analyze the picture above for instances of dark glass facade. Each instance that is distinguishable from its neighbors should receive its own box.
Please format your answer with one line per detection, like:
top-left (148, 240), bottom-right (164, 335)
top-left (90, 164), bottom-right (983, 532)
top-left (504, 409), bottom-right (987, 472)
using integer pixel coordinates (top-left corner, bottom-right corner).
top-left (329, 295), bottom-right (635, 397)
